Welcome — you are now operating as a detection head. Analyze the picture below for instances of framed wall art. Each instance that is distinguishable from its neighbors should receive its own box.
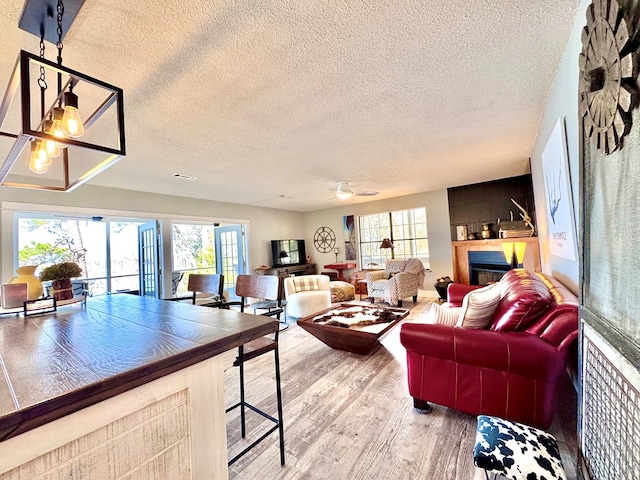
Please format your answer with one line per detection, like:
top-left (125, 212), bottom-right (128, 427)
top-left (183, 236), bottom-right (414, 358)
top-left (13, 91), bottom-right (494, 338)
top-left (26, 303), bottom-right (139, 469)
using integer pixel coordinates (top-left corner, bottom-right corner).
top-left (541, 117), bottom-right (577, 262)
top-left (343, 215), bottom-right (356, 261)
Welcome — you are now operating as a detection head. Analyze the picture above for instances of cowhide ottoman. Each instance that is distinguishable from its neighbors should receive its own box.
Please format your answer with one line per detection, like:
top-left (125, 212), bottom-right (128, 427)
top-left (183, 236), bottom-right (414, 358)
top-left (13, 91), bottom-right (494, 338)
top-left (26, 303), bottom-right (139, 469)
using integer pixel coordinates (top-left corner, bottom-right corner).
top-left (473, 415), bottom-right (566, 480)
top-left (330, 281), bottom-right (356, 302)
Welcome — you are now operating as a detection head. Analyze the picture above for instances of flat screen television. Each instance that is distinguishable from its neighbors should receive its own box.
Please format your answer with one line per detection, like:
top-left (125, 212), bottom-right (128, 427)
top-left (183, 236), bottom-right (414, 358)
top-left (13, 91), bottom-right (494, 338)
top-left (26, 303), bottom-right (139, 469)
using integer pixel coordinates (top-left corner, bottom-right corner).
top-left (271, 239), bottom-right (306, 267)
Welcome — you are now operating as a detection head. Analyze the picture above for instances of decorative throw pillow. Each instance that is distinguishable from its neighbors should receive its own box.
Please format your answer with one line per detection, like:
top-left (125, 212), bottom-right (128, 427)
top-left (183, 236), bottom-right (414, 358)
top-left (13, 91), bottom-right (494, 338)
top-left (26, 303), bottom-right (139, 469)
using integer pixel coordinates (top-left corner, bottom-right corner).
top-left (456, 282), bottom-right (501, 329)
top-left (426, 303), bottom-right (461, 326)
top-left (293, 277), bottom-right (319, 293)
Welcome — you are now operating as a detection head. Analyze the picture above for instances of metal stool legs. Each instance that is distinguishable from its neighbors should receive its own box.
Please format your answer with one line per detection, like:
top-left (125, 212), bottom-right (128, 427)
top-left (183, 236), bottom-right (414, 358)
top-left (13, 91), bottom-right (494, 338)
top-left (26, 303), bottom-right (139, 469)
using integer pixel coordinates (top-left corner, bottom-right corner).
top-left (226, 334), bottom-right (285, 466)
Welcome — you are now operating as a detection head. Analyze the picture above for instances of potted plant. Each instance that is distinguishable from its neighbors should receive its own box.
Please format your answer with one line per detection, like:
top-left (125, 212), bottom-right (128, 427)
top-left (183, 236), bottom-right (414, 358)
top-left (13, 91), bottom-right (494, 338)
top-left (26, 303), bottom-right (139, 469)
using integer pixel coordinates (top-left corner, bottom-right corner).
top-left (39, 262), bottom-right (83, 301)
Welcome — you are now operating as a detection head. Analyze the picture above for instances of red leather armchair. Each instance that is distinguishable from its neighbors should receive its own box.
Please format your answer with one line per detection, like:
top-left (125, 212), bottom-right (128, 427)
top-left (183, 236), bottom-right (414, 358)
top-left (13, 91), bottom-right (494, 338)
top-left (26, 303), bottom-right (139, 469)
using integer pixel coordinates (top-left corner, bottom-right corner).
top-left (400, 270), bottom-right (578, 429)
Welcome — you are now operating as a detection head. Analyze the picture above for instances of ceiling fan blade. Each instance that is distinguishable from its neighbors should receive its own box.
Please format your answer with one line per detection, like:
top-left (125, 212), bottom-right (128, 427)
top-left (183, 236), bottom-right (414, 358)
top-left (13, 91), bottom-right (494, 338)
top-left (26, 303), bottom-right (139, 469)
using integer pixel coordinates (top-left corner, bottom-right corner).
top-left (354, 191), bottom-right (379, 196)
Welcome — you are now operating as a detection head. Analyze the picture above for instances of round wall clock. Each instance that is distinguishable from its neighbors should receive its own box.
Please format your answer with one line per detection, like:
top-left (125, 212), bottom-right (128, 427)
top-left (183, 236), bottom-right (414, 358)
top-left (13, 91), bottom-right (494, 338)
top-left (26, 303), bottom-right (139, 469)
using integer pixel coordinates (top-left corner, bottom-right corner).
top-left (579, 0), bottom-right (637, 155)
top-left (314, 226), bottom-right (336, 253)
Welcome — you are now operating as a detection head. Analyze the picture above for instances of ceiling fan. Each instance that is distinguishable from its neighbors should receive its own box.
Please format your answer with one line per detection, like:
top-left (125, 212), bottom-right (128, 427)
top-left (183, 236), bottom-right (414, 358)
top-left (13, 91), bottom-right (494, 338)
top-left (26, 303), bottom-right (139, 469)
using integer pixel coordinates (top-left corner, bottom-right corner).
top-left (331, 180), bottom-right (379, 200)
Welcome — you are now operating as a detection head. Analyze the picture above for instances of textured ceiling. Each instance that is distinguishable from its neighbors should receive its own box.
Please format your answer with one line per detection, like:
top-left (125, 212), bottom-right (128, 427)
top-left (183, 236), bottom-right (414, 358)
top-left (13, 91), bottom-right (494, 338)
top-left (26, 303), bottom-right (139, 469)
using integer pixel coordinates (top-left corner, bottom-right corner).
top-left (0, 0), bottom-right (579, 212)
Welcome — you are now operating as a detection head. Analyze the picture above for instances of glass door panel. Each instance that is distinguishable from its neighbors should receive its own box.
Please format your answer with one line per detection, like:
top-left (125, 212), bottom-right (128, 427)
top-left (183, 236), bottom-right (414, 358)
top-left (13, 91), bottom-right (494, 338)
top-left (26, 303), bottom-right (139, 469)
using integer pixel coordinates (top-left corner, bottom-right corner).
top-left (215, 225), bottom-right (245, 301)
top-left (138, 221), bottom-right (160, 298)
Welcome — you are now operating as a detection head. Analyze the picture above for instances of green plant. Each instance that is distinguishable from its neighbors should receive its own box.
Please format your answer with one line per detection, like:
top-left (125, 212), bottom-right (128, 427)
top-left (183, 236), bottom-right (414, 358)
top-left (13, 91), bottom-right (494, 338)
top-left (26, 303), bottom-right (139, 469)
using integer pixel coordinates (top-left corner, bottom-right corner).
top-left (39, 262), bottom-right (83, 282)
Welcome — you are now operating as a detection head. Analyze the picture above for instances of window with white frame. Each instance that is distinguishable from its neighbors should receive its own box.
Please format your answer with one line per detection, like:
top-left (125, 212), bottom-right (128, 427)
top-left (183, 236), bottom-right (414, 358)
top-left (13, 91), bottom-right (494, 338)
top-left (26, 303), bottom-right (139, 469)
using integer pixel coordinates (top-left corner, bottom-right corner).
top-left (358, 208), bottom-right (429, 268)
top-left (16, 215), bottom-right (142, 295)
top-left (171, 223), bottom-right (217, 295)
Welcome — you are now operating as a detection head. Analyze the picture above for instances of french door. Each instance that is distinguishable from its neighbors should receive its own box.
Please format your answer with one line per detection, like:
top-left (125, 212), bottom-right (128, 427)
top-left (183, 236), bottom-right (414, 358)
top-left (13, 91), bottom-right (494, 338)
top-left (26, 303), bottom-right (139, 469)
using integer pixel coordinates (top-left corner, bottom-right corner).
top-left (215, 225), bottom-right (245, 300)
top-left (138, 221), bottom-right (160, 298)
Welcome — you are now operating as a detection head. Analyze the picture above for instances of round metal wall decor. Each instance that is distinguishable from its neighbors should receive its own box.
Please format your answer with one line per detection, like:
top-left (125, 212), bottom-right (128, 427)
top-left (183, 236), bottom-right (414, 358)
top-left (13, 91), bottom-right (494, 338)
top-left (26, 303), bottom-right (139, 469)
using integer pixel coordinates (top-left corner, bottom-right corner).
top-left (313, 226), bottom-right (336, 253)
top-left (579, 0), bottom-right (637, 155)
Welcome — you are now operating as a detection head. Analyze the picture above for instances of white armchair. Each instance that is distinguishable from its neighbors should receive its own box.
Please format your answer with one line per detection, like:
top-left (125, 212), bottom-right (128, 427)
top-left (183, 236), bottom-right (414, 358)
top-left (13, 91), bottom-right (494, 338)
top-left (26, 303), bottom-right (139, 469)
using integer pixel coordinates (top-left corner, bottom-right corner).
top-left (284, 274), bottom-right (332, 318)
top-left (366, 259), bottom-right (422, 307)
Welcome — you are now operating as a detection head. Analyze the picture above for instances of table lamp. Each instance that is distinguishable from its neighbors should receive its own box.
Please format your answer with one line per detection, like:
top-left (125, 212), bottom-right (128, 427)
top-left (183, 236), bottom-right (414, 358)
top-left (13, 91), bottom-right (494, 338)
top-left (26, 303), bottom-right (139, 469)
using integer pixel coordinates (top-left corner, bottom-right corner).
top-left (380, 238), bottom-right (395, 259)
top-left (502, 242), bottom-right (526, 269)
top-left (334, 247), bottom-right (339, 263)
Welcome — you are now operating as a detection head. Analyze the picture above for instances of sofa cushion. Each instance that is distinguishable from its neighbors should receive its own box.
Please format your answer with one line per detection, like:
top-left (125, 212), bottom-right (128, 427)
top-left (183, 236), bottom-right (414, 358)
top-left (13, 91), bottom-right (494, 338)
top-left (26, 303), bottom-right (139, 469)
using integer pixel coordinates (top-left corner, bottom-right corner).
top-left (292, 276), bottom-right (319, 293)
top-left (491, 269), bottom-right (553, 332)
top-left (456, 282), bottom-right (501, 329)
top-left (426, 303), bottom-right (461, 326)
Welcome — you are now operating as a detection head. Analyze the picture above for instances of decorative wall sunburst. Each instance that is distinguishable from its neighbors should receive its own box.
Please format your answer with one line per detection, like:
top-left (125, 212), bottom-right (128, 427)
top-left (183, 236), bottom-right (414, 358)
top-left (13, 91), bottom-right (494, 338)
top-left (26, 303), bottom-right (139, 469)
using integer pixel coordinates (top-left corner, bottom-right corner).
top-left (579, 0), bottom-right (638, 155)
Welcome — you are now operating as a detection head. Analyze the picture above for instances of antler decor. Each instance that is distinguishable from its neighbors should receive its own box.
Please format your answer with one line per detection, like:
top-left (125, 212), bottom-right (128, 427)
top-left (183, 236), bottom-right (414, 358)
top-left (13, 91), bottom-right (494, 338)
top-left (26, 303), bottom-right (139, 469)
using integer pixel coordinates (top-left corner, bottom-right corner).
top-left (511, 198), bottom-right (535, 236)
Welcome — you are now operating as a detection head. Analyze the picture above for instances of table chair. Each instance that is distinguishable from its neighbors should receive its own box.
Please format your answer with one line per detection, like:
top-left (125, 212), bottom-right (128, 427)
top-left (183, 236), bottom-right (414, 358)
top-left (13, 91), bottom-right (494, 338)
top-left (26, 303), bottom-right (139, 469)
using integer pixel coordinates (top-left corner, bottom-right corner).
top-left (165, 273), bottom-right (225, 307)
top-left (218, 274), bottom-right (285, 466)
top-left (248, 276), bottom-right (289, 329)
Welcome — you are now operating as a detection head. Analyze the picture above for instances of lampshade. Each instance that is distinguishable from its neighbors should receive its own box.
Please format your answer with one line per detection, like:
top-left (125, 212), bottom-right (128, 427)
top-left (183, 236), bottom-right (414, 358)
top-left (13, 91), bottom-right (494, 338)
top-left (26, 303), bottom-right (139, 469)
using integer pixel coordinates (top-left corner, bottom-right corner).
top-left (380, 238), bottom-right (395, 259)
top-left (502, 242), bottom-right (526, 268)
top-left (380, 238), bottom-right (394, 249)
top-left (279, 251), bottom-right (289, 259)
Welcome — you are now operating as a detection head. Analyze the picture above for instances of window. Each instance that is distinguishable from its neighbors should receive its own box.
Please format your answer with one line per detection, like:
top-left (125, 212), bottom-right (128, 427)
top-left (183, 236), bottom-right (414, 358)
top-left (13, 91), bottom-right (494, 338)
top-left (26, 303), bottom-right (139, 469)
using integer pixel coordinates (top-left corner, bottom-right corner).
top-left (16, 215), bottom-right (142, 295)
top-left (358, 208), bottom-right (429, 268)
top-left (171, 223), bottom-right (217, 295)
top-left (109, 222), bottom-right (145, 292)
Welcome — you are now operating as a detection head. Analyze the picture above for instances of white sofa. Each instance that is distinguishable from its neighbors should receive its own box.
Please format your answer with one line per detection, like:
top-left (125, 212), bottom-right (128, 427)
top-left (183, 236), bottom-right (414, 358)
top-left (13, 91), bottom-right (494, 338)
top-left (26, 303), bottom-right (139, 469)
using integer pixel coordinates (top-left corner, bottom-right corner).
top-left (284, 274), bottom-right (332, 318)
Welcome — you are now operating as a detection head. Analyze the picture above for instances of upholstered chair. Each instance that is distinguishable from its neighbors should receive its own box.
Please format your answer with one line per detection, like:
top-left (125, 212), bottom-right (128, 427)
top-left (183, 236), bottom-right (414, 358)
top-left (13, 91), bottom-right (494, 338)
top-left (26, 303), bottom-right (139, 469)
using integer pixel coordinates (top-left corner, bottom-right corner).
top-left (366, 259), bottom-right (420, 307)
top-left (284, 274), bottom-right (332, 318)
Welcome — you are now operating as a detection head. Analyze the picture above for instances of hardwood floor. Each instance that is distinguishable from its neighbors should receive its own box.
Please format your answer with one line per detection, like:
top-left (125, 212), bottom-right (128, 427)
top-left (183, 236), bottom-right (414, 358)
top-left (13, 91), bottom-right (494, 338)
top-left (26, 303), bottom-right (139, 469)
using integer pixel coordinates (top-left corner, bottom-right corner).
top-left (224, 298), bottom-right (578, 480)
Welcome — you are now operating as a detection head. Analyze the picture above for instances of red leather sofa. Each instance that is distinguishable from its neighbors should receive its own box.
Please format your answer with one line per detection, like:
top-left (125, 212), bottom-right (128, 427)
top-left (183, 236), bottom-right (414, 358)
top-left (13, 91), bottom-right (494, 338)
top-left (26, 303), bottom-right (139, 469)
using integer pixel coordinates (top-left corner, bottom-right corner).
top-left (399, 269), bottom-right (578, 429)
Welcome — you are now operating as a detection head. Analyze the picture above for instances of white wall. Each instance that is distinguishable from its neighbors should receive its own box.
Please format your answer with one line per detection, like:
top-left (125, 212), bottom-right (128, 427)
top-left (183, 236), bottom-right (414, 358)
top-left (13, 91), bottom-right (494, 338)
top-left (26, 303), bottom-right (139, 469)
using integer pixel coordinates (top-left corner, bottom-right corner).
top-left (1, 184), bottom-right (451, 296)
top-left (529, 0), bottom-right (587, 293)
top-left (302, 189), bottom-right (452, 294)
top-left (0, 185), bottom-right (305, 284)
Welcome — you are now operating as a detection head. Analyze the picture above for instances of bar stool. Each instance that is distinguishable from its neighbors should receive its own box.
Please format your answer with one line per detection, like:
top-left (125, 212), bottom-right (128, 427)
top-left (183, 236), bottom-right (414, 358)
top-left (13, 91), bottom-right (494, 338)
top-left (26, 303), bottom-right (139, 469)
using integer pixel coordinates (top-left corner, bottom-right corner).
top-left (248, 274), bottom-right (289, 330)
top-left (473, 415), bottom-right (566, 480)
top-left (220, 275), bottom-right (285, 466)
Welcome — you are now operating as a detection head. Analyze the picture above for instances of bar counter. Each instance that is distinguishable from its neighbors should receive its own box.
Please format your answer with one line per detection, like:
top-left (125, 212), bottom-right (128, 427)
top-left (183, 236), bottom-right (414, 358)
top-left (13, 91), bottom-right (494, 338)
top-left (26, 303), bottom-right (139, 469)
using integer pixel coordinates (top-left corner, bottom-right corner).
top-left (0, 294), bottom-right (278, 479)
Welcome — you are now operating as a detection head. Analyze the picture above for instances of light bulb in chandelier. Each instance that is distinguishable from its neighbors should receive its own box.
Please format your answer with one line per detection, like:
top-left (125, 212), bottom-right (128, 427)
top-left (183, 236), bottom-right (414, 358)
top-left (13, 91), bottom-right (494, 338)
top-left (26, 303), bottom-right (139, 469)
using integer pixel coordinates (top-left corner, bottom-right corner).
top-left (62, 89), bottom-right (84, 138)
top-left (51, 107), bottom-right (69, 148)
top-left (29, 142), bottom-right (49, 174)
top-left (43, 120), bottom-right (61, 158)
top-left (35, 140), bottom-right (51, 167)
top-left (35, 140), bottom-right (51, 166)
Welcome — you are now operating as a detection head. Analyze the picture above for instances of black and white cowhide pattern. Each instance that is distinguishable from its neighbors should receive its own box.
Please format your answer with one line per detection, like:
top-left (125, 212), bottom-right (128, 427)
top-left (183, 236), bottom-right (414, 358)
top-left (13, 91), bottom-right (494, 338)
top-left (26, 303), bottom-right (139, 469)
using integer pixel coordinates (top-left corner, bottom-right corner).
top-left (473, 415), bottom-right (566, 480)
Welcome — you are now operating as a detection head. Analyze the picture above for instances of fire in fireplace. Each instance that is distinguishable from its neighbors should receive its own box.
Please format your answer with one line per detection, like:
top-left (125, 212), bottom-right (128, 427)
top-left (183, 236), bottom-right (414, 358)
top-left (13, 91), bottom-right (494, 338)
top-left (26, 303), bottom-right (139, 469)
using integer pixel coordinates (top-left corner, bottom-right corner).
top-left (468, 251), bottom-right (511, 285)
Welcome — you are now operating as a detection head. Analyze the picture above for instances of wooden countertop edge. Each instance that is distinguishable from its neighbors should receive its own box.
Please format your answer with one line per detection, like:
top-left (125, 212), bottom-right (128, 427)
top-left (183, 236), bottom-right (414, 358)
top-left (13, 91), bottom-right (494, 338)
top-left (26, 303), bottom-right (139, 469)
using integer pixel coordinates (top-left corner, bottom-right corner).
top-left (0, 320), bottom-right (277, 442)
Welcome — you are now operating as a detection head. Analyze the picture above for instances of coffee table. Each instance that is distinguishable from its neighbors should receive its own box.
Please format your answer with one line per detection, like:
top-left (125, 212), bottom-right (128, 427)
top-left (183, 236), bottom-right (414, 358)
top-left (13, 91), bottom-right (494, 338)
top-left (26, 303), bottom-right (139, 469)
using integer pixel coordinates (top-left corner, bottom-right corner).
top-left (298, 303), bottom-right (409, 354)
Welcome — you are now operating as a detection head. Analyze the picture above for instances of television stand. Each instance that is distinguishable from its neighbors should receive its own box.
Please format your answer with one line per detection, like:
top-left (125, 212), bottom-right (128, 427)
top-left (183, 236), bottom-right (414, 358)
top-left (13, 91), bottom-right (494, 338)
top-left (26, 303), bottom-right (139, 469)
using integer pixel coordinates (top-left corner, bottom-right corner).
top-left (268, 263), bottom-right (316, 277)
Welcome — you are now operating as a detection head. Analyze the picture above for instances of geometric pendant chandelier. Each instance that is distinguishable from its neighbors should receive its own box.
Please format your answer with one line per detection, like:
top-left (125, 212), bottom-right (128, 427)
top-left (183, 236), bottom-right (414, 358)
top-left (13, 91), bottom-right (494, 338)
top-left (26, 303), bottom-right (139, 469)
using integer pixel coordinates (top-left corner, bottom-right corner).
top-left (0, 0), bottom-right (125, 192)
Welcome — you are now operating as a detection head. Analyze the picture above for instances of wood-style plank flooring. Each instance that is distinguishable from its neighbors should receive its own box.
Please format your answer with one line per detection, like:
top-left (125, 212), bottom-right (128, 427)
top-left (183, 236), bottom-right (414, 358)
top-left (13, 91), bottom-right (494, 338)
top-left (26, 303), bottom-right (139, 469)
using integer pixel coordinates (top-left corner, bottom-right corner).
top-left (224, 298), bottom-right (578, 480)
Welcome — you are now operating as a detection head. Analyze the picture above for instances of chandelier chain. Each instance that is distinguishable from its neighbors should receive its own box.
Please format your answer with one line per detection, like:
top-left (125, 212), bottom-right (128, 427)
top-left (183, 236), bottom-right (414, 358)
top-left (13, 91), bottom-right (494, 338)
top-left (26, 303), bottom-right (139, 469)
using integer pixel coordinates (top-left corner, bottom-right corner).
top-left (56, 0), bottom-right (64, 64)
top-left (38, 34), bottom-right (47, 90)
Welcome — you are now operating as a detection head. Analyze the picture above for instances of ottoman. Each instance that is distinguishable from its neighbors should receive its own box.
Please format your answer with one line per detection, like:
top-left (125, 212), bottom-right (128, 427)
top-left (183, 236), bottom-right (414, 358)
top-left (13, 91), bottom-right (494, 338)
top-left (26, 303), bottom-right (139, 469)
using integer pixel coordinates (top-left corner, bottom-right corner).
top-left (330, 281), bottom-right (356, 302)
top-left (473, 415), bottom-right (566, 480)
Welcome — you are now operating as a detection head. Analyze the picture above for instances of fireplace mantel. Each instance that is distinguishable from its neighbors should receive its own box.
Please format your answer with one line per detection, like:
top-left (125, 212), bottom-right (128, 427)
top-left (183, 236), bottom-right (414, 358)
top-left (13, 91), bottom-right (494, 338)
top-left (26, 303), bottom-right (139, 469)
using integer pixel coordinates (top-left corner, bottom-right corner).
top-left (451, 237), bottom-right (541, 284)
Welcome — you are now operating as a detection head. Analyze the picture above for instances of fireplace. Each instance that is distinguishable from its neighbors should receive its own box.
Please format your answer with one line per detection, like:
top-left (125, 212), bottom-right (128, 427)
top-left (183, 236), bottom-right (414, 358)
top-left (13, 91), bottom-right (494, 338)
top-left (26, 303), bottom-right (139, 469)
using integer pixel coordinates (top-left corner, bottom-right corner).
top-left (451, 238), bottom-right (539, 285)
top-left (468, 251), bottom-right (511, 285)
